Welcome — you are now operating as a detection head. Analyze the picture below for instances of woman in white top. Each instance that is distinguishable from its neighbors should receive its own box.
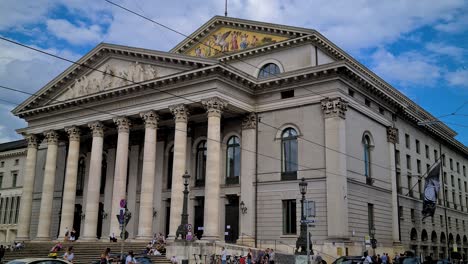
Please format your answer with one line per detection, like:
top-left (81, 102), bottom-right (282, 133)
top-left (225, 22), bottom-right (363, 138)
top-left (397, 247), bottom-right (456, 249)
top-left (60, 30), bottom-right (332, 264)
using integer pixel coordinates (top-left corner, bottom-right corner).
top-left (63, 246), bottom-right (74, 263)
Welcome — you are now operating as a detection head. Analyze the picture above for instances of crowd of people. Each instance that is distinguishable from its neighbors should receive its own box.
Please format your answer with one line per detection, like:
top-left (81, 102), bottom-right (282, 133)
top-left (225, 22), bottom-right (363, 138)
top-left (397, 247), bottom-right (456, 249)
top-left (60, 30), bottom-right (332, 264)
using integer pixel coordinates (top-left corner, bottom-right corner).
top-left (64, 227), bottom-right (78, 242)
top-left (144, 233), bottom-right (166, 256)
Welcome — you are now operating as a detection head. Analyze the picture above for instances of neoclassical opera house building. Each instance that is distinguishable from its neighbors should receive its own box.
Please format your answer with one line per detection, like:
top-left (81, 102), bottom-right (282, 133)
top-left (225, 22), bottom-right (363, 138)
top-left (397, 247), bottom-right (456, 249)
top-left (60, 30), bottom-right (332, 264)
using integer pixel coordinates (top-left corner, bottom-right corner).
top-left (11, 16), bottom-right (468, 259)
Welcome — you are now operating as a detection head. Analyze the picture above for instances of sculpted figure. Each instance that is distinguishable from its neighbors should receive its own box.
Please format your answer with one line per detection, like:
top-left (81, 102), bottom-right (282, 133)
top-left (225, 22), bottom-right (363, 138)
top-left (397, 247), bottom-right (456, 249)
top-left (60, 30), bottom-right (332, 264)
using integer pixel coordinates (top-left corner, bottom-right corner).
top-left (144, 65), bottom-right (158, 80)
top-left (102, 64), bottom-right (115, 89)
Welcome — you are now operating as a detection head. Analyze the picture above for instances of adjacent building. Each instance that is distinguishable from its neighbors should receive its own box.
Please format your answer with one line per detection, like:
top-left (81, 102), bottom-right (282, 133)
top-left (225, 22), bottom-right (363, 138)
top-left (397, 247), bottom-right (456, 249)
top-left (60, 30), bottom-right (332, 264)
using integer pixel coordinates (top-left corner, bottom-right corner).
top-left (7, 16), bottom-right (468, 259)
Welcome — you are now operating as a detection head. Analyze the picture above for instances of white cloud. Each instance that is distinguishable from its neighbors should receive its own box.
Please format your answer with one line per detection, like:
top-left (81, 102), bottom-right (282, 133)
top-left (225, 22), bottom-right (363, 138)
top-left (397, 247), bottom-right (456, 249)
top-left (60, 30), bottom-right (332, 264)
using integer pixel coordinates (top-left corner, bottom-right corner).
top-left (0, 0), bottom-right (52, 30)
top-left (435, 14), bottom-right (468, 33)
top-left (46, 19), bottom-right (104, 45)
top-left (445, 69), bottom-right (468, 87)
top-left (370, 48), bottom-right (442, 87)
top-left (426, 42), bottom-right (466, 61)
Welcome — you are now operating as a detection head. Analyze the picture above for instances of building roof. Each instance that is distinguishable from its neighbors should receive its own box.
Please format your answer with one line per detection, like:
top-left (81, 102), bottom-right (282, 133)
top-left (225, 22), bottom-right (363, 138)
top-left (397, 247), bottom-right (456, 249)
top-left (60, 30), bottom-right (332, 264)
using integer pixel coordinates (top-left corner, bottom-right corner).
top-left (0, 139), bottom-right (27, 152)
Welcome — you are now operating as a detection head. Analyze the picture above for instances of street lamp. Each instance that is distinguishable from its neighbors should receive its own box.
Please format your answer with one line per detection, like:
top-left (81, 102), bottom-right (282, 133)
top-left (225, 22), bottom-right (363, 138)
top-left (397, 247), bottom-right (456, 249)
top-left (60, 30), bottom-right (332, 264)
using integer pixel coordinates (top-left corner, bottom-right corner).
top-left (295, 177), bottom-right (308, 254)
top-left (370, 226), bottom-right (377, 250)
top-left (176, 171), bottom-right (190, 239)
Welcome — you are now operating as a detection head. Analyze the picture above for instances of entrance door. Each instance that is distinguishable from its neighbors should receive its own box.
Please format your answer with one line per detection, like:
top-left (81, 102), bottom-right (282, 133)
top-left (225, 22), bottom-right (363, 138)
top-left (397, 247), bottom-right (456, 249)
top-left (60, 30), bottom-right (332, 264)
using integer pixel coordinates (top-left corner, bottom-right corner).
top-left (224, 196), bottom-right (239, 243)
top-left (194, 197), bottom-right (204, 240)
top-left (165, 205), bottom-right (170, 238)
top-left (73, 204), bottom-right (82, 239)
top-left (97, 202), bottom-right (104, 239)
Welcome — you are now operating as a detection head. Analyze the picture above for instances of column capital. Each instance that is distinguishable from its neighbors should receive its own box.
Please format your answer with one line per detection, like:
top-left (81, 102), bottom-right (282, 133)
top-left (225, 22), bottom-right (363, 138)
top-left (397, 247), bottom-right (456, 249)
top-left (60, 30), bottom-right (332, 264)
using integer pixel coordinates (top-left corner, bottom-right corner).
top-left (88, 121), bottom-right (105, 137)
top-left (169, 104), bottom-right (190, 122)
top-left (387, 126), bottom-right (399, 144)
top-left (113, 117), bottom-right (131, 133)
top-left (321, 97), bottom-right (348, 119)
top-left (65, 126), bottom-right (81, 141)
top-left (24, 134), bottom-right (39, 148)
top-left (43, 130), bottom-right (59, 145)
top-left (140, 110), bottom-right (159, 129)
top-left (242, 113), bottom-right (257, 130)
top-left (202, 97), bottom-right (228, 118)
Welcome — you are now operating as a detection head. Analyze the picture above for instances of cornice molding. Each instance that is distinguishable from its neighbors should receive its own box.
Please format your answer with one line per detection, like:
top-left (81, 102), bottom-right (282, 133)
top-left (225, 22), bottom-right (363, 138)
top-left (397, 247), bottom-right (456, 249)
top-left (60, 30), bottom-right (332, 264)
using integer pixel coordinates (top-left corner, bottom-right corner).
top-left (0, 149), bottom-right (27, 158)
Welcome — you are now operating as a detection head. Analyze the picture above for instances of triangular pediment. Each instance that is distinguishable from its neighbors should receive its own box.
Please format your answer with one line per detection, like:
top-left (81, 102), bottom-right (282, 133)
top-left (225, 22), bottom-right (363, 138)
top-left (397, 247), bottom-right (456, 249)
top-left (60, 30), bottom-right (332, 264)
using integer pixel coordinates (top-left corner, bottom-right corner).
top-left (13, 43), bottom-right (215, 114)
top-left (171, 16), bottom-right (314, 58)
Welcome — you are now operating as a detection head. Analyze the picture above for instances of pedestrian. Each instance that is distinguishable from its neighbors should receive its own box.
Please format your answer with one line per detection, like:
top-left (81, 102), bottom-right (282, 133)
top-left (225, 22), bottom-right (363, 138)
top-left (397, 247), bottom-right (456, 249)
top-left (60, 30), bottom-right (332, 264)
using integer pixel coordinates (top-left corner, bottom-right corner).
top-left (0, 245), bottom-right (5, 263)
top-left (269, 249), bottom-right (275, 264)
top-left (171, 256), bottom-right (178, 264)
top-left (100, 248), bottom-right (112, 264)
top-left (221, 247), bottom-right (227, 264)
top-left (247, 248), bottom-right (253, 264)
top-left (64, 227), bottom-right (70, 242)
top-left (70, 228), bottom-right (76, 242)
top-left (63, 246), bottom-right (74, 263)
top-left (125, 250), bottom-right (137, 264)
top-left (363, 251), bottom-right (373, 264)
top-left (382, 253), bottom-right (388, 264)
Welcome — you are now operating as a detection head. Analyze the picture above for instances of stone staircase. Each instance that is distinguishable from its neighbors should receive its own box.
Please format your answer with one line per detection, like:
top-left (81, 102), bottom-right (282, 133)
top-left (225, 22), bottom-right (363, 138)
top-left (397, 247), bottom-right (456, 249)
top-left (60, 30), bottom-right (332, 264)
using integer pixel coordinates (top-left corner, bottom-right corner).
top-left (4, 242), bottom-right (171, 264)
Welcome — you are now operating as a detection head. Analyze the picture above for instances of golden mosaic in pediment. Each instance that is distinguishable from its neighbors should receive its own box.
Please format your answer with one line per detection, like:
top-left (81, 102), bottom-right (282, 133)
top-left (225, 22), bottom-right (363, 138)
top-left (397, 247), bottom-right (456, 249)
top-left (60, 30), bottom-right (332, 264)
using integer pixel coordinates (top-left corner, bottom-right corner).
top-left (185, 27), bottom-right (288, 58)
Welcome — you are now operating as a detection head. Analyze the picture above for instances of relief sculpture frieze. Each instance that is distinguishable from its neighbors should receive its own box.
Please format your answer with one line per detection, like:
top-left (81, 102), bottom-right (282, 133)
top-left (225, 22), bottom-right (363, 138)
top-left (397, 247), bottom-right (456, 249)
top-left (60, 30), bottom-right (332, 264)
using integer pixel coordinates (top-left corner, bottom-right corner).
top-left (61, 61), bottom-right (159, 100)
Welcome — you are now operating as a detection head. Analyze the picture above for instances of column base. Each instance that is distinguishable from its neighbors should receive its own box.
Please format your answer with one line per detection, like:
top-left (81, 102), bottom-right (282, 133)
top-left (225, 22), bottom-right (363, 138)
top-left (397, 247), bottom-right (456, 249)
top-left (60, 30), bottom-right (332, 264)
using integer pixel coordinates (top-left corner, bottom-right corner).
top-left (79, 236), bottom-right (99, 242)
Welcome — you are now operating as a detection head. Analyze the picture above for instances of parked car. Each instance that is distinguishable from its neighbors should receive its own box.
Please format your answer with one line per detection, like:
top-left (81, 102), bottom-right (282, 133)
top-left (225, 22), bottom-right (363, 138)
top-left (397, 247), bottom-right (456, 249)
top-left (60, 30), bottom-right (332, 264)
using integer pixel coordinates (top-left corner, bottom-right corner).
top-left (7, 258), bottom-right (73, 264)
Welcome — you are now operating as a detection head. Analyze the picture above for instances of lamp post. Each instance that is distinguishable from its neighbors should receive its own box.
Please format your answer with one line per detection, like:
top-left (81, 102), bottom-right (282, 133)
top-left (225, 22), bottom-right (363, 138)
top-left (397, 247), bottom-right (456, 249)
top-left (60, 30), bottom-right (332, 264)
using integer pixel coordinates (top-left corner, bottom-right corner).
top-left (370, 226), bottom-right (377, 255)
top-left (177, 171), bottom-right (190, 239)
top-left (295, 177), bottom-right (308, 254)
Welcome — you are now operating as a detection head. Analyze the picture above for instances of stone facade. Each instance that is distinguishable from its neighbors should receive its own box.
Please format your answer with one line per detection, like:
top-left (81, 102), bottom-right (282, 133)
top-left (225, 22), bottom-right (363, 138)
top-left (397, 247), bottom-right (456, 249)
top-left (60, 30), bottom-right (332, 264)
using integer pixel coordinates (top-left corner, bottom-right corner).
top-left (5, 16), bottom-right (468, 261)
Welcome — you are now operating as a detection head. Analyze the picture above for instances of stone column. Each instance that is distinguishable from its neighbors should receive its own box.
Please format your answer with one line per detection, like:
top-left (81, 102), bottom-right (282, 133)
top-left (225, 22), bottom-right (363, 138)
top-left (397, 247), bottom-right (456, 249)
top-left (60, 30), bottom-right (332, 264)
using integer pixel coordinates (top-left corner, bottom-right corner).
top-left (58, 126), bottom-right (81, 240)
top-left (168, 104), bottom-right (189, 240)
top-left (136, 111), bottom-right (159, 240)
top-left (387, 126), bottom-right (401, 244)
top-left (16, 134), bottom-right (39, 240)
top-left (202, 97), bottom-right (228, 241)
top-left (109, 117), bottom-right (131, 237)
top-left (321, 97), bottom-right (349, 239)
top-left (238, 113), bottom-right (257, 246)
top-left (36, 130), bottom-right (60, 240)
top-left (82, 122), bottom-right (105, 240)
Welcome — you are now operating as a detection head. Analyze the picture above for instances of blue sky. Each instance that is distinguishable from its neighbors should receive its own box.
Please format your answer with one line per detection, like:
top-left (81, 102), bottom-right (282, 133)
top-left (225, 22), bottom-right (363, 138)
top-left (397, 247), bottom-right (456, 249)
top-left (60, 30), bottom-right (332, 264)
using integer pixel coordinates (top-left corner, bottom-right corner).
top-left (0, 0), bottom-right (467, 145)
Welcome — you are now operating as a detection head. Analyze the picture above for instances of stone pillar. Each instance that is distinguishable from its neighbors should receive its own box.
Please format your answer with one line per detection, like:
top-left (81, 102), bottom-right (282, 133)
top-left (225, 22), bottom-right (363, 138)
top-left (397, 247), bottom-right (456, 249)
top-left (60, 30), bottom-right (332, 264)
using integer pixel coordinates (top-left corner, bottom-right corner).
top-left (136, 111), bottom-right (159, 240)
top-left (16, 134), bottom-right (39, 241)
top-left (387, 126), bottom-right (401, 244)
top-left (58, 126), bottom-right (81, 240)
top-left (238, 113), bottom-right (257, 246)
top-left (82, 122), bottom-right (105, 240)
top-left (168, 104), bottom-right (189, 240)
top-left (36, 130), bottom-right (60, 240)
top-left (321, 97), bottom-right (349, 239)
top-left (202, 97), bottom-right (228, 241)
top-left (110, 117), bottom-right (131, 237)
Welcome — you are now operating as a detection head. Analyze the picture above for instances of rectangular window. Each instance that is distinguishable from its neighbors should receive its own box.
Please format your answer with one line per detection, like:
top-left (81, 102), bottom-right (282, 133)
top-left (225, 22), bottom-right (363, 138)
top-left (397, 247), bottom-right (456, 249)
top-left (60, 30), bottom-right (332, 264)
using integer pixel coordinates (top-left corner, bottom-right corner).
top-left (3, 197), bottom-right (9, 224)
top-left (395, 150), bottom-right (400, 167)
top-left (281, 90), bottom-right (294, 99)
top-left (282, 199), bottom-right (297, 234)
top-left (450, 158), bottom-right (453, 170)
top-left (14, 159), bottom-right (19, 166)
top-left (368, 203), bottom-right (374, 233)
top-left (427, 164), bottom-right (430, 173)
top-left (399, 206), bottom-right (403, 219)
top-left (11, 172), bottom-right (17, 188)
top-left (451, 175), bottom-right (455, 187)
top-left (397, 171), bottom-right (402, 194)
top-left (14, 197), bottom-right (20, 224)
top-left (443, 172), bottom-right (447, 185)
top-left (0, 173), bottom-right (3, 188)
top-left (448, 217), bottom-right (452, 227)
top-left (407, 175), bottom-right (413, 197)
top-left (418, 179), bottom-right (424, 199)
top-left (452, 191), bottom-right (456, 209)
top-left (0, 161), bottom-right (4, 168)
top-left (443, 155), bottom-right (446, 166)
top-left (456, 218), bottom-right (459, 228)
top-left (440, 215), bottom-right (444, 227)
top-left (348, 89), bottom-right (355, 97)
top-left (406, 155), bottom-right (412, 170)
top-left (458, 179), bottom-right (461, 191)
top-left (464, 181), bottom-right (467, 192)
top-left (405, 134), bottom-right (410, 149)
top-left (417, 159), bottom-right (421, 174)
top-left (459, 194), bottom-right (462, 211)
top-left (425, 145), bottom-right (430, 159)
top-left (434, 149), bottom-right (438, 161)
top-left (8, 197), bottom-right (15, 224)
top-left (416, 140), bottom-right (420, 154)
top-left (411, 209), bottom-right (415, 222)
top-left (379, 107), bottom-right (384, 115)
top-left (463, 165), bottom-right (466, 176)
top-left (456, 162), bottom-right (460, 173)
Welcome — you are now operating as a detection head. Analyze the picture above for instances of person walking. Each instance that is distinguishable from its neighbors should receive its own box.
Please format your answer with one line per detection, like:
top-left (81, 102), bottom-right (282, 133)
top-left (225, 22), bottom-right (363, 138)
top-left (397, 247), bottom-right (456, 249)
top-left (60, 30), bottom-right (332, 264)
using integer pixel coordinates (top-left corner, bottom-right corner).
top-left (221, 247), bottom-right (227, 264)
top-left (363, 251), bottom-right (373, 264)
top-left (125, 250), bottom-right (137, 264)
top-left (63, 246), bottom-right (74, 263)
top-left (100, 248), bottom-right (113, 264)
top-left (269, 249), bottom-right (275, 264)
top-left (246, 248), bottom-right (253, 264)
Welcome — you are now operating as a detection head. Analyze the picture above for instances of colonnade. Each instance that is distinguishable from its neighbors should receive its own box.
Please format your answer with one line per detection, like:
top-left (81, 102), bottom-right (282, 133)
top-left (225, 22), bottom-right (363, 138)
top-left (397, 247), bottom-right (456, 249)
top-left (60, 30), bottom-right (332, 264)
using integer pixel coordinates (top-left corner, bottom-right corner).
top-left (15, 97), bottom-right (257, 242)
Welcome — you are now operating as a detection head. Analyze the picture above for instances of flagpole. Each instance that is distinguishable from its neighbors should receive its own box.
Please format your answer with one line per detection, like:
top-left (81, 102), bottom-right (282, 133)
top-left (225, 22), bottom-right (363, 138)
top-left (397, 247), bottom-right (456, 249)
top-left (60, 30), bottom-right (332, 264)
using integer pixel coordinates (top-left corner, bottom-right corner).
top-left (439, 143), bottom-right (450, 260)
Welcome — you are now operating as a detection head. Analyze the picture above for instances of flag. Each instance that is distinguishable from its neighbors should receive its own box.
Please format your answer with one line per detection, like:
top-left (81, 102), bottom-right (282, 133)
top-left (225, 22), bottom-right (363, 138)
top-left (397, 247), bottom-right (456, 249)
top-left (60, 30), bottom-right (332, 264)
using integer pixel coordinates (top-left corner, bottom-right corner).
top-left (421, 162), bottom-right (441, 218)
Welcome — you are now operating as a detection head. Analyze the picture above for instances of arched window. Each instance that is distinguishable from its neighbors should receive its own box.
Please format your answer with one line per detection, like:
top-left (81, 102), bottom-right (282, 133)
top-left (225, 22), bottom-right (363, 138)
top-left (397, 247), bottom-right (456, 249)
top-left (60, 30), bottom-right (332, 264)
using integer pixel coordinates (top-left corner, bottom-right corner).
top-left (226, 136), bottom-right (241, 184)
top-left (195, 140), bottom-right (207, 186)
top-left (282, 128), bottom-right (298, 180)
top-left (76, 157), bottom-right (86, 195)
top-left (167, 145), bottom-right (174, 189)
top-left (258, 63), bottom-right (280, 79)
top-left (410, 228), bottom-right (418, 241)
top-left (431, 231), bottom-right (438, 243)
top-left (421, 229), bottom-right (428, 242)
top-left (363, 134), bottom-right (372, 179)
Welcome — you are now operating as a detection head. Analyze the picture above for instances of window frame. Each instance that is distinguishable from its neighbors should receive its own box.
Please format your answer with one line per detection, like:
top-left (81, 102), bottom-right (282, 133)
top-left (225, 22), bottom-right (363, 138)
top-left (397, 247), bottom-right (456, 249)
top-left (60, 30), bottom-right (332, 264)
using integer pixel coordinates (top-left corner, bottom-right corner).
top-left (282, 199), bottom-right (297, 235)
top-left (195, 140), bottom-right (207, 187)
top-left (258, 63), bottom-right (281, 79)
top-left (281, 128), bottom-right (298, 181)
top-left (226, 136), bottom-right (241, 185)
